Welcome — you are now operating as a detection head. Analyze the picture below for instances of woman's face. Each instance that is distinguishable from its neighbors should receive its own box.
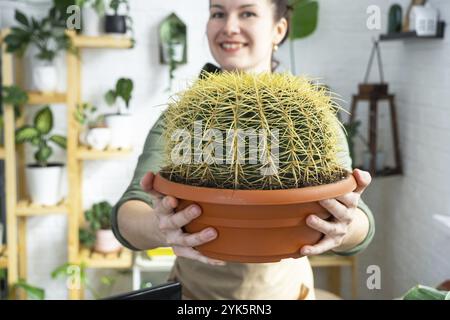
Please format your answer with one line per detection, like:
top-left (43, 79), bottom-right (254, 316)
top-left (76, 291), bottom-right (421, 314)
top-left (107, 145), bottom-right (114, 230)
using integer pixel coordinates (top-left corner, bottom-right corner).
top-left (207, 0), bottom-right (287, 73)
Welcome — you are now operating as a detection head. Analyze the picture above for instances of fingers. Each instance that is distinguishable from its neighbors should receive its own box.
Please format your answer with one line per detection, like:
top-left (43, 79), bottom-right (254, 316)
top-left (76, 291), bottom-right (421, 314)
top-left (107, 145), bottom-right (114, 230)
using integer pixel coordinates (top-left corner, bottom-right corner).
top-left (306, 214), bottom-right (346, 237)
top-left (352, 169), bottom-right (372, 194)
top-left (318, 199), bottom-right (352, 224)
top-left (154, 196), bottom-right (179, 216)
top-left (173, 246), bottom-right (226, 266)
top-left (301, 236), bottom-right (337, 256)
top-left (140, 171), bottom-right (165, 199)
top-left (166, 227), bottom-right (218, 248)
top-left (158, 204), bottom-right (201, 230)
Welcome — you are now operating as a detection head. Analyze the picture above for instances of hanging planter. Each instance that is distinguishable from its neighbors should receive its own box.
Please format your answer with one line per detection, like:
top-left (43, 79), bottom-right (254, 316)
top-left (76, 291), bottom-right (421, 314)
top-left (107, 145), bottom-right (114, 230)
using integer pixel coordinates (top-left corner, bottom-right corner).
top-left (153, 72), bottom-right (357, 263)
top-left (15, 106), bottom-right (67, 206)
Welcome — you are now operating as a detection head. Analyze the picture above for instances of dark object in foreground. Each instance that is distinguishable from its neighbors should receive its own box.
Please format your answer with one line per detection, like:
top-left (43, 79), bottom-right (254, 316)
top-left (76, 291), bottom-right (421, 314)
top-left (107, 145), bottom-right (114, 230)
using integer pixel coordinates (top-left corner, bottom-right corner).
top-left (104, 282), bottom-right (181, 300)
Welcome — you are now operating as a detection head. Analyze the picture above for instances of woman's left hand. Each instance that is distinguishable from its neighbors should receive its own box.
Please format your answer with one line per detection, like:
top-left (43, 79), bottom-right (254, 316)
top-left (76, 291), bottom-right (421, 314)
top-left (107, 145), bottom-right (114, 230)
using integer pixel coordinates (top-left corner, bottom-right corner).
top-left (300, 169), bottom-right (372, 256)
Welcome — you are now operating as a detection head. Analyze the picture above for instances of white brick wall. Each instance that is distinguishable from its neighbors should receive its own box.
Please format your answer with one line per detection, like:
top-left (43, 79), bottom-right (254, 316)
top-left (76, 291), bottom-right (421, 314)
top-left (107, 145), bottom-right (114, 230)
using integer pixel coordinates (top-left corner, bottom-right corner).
top-left (1, 0), bottom-right (449, 299)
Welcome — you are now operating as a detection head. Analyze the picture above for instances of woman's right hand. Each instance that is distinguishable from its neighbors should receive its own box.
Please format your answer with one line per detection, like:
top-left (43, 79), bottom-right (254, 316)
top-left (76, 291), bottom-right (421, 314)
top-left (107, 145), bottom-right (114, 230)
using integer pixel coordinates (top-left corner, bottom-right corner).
top-left (140, 172), bottom-right (225, 266)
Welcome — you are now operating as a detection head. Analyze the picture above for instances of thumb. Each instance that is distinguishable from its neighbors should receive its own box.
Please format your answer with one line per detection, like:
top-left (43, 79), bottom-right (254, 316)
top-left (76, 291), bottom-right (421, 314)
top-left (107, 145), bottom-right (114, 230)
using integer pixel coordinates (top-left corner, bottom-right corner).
top-left (352, 169), bottom-right (372, 194)
top-left (140, 171), bottom-right (164, 199)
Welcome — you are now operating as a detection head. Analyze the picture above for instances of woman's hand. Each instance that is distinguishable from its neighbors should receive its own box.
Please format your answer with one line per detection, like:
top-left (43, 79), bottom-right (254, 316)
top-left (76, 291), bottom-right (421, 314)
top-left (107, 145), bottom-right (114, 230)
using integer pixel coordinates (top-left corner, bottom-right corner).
top-left (300, 169), bottom-right (372, 256)
top-left (140, 172), bottom-right (225, 266)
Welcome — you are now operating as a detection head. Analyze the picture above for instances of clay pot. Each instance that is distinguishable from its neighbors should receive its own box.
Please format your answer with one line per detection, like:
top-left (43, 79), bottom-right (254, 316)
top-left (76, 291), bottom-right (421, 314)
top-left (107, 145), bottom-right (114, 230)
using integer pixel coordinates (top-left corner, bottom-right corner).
top-left (153, 172), bottom-right (357, 263)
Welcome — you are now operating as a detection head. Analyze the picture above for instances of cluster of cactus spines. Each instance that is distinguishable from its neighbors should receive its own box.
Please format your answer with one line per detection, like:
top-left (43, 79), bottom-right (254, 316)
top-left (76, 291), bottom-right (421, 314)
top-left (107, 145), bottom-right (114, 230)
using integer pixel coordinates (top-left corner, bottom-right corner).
top-left (160, 71), bottom-right (349, 190)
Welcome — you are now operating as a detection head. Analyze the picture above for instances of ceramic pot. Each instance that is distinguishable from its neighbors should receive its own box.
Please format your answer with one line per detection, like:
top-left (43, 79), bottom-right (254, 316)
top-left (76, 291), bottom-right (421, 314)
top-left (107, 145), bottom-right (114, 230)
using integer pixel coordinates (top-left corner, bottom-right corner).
top-left (26, 163), bottom-right (64, 205)
top-left (105, 15), bottom-right (126, 34)
top-left (32, 64), bottom-right (57, 93)
top-left (104, 114), bottom-right (132, 148)
top-left (94, 229), bottom-right (122, 253)
top-left (153, 172), bottom-right (357, 263)
top-left (82, 7), bottom-right (103, 36)
top-left (86, 127), bottom-right (111, 150)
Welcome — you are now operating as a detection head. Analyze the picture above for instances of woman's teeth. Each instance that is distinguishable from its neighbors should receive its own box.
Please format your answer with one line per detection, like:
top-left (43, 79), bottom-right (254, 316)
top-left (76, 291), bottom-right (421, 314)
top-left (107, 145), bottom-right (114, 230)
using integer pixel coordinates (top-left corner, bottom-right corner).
top-left (221, 43), bottom-right (245, 49)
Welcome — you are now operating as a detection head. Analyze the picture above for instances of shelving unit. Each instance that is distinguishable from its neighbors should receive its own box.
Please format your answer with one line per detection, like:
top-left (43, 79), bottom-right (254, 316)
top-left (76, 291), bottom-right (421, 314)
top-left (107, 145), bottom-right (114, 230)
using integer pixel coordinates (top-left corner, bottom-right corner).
top-left (379, 21), bottom-right (446, 41)
top-left (0, 29), bottom-right (134, 300)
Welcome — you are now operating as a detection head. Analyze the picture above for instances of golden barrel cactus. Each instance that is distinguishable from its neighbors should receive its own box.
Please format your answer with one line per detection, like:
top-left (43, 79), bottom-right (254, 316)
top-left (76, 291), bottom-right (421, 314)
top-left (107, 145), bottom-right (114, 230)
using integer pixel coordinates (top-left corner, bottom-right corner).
top-left (160, 71), bottom-right (348, 190)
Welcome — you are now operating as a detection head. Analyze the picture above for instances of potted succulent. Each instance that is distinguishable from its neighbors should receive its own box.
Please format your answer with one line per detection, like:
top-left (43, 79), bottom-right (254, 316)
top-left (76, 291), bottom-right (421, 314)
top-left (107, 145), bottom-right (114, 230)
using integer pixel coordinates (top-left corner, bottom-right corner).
top-left (82, 201), bottom-right (122, 254)
top-left (1, 85), bottom-right (28, 145)
top-left (15, 106), bottom-right (67, 205)
top-left (76, 0), bottom-right (106, 36)
top-left (153, 72), bottom-right (358, 263)
top-left (4, 10), bottom-right (74, 93)
top-left (74, 102), bottom-right (110, 150)
top-left (104, 78), bottom-right (133, 148)
top-left (104, 0), bottom-right (132, 35)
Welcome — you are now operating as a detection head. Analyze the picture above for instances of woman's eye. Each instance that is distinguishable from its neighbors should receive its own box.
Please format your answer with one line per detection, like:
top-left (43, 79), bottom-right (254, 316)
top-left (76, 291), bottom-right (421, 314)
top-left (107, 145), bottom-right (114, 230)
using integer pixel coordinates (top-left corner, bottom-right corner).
top-left (210, 12), bottom-right (225, 19)
top-left (241, 11), bottom-right (256, 18)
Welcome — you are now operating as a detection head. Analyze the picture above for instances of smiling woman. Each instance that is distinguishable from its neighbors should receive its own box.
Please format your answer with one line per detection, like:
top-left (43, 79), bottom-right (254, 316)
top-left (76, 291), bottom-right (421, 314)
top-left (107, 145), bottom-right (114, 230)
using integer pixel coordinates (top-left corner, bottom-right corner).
top-left (112, 0), bottom-right (375, 300)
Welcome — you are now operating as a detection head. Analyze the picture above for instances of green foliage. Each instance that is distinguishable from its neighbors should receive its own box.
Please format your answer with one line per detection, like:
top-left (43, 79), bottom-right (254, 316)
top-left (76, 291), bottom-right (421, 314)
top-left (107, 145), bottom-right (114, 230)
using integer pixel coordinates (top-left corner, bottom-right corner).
top-left (85, 201), bottom-right (113, 231)
top-left (108, 0), bottom-right (129, 15)
top-left (403, 285), bottom-right (450, 300)
top-left (104, 78), bottom-right (134, 113)
top-left (4, 9), bottom-right (75, 62)
top-left (15, 106), bottom-right (67, 166)
top-left (79, 228), bottom-right (96, 248)
top-left (13, 279), bottom-right (45, 300)
top-left (74, 102), bottom-right (104, 128)
top-left (289, 0), bottom-right (319, 40)
top-left (1, 85), bottom-right (28, 126)
top-left (161, 72), bottom-right (348, 190)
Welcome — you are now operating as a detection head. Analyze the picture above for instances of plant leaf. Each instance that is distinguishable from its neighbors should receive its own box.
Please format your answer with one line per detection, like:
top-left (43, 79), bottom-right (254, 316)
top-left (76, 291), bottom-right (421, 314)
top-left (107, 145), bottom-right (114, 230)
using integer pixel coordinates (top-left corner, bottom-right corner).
top-left (105, 90), bottom-right (117, 106)
top-left (15, 126), bottom-right (40, 144)
top-left (34, 106), bottom-right (53, 134)
top-left (49, 135), bottom-right (67, 149)
top-left (35, 143), bottom-right (52, 165)
top-left (14, 279), bottom-right (45, 300)
top-left (289, 0), bottom-right (319, 40)
top-left (15, 10), bottom-right (30, 27)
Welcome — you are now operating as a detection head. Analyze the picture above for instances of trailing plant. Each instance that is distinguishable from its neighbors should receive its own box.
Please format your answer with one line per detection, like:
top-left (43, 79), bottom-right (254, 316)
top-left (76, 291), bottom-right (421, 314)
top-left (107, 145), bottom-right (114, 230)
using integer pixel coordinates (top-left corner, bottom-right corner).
top-left (74, 102), bottom-right (105, 128)
top-left (104, 78), bottom-right (134, 114)
top-left (160, 72), bottom-right (348, 190)
top-left (4, 10), bottom-right (75, 63)
top-left (13, 279), bottom-right (45, 300)
top-left (15, 106), bottom-right (67, 167)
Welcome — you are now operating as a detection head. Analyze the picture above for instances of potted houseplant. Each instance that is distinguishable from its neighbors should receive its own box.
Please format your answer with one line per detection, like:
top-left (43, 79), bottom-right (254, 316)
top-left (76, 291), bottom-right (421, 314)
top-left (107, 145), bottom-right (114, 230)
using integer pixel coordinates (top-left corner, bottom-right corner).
top-left (15, 106), bottom-right (67, 205)
top-left (104, 0), bottom-right (132, 35)
top-left (82, 201), bottom-right (122, 254)
top-left (104, 77), bottom-right (133, 148)
top-left (153, 72), bottom-right (358, 263)
top-left (74, 102), bottom-right (110, 150)
top-left (76, 0), bottom-right (106, 36)
top-left (1, 85), bottom-right (28, 145)
top-left (5, 10), bottom-right (74, 93)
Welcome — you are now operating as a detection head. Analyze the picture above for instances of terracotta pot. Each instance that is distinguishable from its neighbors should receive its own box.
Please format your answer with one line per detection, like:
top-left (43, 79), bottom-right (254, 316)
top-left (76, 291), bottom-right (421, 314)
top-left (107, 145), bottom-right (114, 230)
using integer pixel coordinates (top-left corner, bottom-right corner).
top-left (153, 173), bottom-right (357, 263)
top-left (94, 229), bottom-right (122, 254)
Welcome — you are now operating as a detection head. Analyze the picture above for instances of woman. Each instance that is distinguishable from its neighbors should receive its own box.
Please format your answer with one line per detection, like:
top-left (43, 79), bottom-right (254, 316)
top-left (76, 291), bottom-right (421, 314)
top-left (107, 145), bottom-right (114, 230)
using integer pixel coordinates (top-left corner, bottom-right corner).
top-left (112, 0), bottom-right (374, 299)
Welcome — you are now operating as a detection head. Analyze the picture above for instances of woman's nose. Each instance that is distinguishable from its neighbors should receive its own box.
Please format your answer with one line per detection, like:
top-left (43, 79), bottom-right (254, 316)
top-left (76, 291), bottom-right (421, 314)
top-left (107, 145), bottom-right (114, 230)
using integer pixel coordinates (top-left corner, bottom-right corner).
top-left (222, 15), bottom-right (240, 36)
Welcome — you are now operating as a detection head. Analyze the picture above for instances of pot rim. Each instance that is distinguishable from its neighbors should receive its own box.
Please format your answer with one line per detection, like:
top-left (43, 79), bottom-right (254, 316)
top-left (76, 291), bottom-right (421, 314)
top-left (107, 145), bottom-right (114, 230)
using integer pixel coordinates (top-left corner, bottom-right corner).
top-left (27, 163), bottom-right (65, 168)
top-left (153, 172), bottom-right (357, 205)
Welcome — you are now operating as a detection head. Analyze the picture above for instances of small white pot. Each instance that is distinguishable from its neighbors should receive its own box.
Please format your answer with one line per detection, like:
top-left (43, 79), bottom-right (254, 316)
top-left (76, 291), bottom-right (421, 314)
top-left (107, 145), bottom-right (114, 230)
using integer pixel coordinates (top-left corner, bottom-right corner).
top-left (95, 229), bottom-right (122, 253)
top-left (86, 127), bottom-right (111, 150)
top-left (26, 164), bottom-right (63, 206)
top-left (82, 7), bottom-right (103, 36)
top-left (32, 64), bottom-right (58, 93)
top-left (104, 114), bottom-right (132, 149)
top-left (363, 151), bottom-right (385, 172)
top-left (162, 42), bottom-right (184, 63)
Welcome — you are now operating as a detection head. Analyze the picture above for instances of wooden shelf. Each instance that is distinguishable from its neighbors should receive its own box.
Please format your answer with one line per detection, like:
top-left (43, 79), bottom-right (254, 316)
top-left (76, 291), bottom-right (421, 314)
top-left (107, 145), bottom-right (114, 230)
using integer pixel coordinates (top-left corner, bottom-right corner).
top-left (27, 92), bottom-right (67, 105)
top-left (309, 255), bottom-right (355, 268)
top-left (76, 146), bottom-right (132, 160)
top-left (0, 245), bottom-right (7, 268)
top-left (16, 199), bottom-right (68, 216)
top-left (72, 35), bottom-right (133, 49)
top-left (0, 147), bottom-right (5, 159)
top-left (380, 22), bottom-right (446, 41)
top-left (77, 247), bottom-right (132, 268)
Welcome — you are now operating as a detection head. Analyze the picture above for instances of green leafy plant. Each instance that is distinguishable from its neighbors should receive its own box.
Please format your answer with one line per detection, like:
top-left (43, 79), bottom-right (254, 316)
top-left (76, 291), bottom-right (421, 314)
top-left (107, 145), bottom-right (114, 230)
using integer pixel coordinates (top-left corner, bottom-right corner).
top-left (4, 10), bottom-right (75, 63)
top-left (104, 78), bottom-right (134, 114)
top-left (74, 102), bottom-right (105, 128)
top-left (15, 106), bottom-right (67, 167)
top-left (85, 201), bottom-right (113, 231)
top-left (107, 0), bottom-right (134, 45)
top-left (1, 85), bottom-right (28, 129)
top-left (13, 279), bottom-right (45, 300)
top-left (161, 72), bottom-right (347, 190)
top-left (403, 285), bottom-right (450, 300)
top-left (51, 262), bottom-right (118, 299)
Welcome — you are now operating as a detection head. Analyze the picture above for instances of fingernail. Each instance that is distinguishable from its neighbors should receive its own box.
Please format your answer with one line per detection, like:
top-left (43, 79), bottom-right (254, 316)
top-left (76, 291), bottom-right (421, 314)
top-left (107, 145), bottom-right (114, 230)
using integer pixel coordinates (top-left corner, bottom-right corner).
top-left (205, 228), bottom-right (216, 238)
top-left (303, 249), bottom-right (310, 255)
top-left (189, 206), bottom-right (200, 216)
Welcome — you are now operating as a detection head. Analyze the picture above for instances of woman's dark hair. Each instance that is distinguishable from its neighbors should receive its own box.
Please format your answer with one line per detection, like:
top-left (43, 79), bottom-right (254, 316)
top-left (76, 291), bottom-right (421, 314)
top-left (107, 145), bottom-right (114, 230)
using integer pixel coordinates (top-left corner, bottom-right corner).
top-left (270, 0), bottom-right (292, 71)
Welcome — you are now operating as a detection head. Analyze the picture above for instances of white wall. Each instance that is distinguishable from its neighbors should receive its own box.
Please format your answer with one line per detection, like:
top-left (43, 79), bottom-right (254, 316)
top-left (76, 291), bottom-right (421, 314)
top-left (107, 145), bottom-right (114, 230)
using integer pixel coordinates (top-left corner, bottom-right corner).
top-left (1, 0), bottom-right (449, 300)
